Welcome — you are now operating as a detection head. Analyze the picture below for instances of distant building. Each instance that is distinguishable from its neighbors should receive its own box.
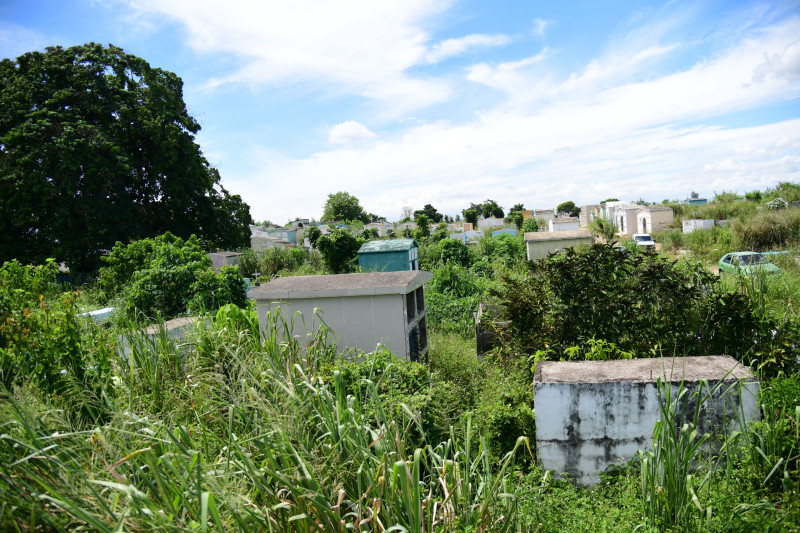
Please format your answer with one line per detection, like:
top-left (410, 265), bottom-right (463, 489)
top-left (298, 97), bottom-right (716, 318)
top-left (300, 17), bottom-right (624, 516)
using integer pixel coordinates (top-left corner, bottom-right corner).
top-left (533, 208), bottom-right (555, 225)
top-left (264, 228), bottom-right (303, 244)
top-left (364, 221), bottom-right (394, 237)
top-left (249, 271), bottom-right (433, 361)
top-left (358, 239), bottom-right (419, 272)
top-left (251, 236), bottom-right (291, 251)
top-left (207, 252), bottom-right (242, 273)
top-left (685, 197), bottom-right (708, 206)
top-left (478, 217), bottom-right (505, 231)
top-left (548, 217), bottom-right (580, 232)
top-left (613, 205), bottom-right (641, 234)
top-left (683, 219), bottom-right (715, 233)
top-left (524, 230), bottom-right (594, 260)
top-left (580, 205), bottom-right (598, 227)
top-left (636, 205), bottom-right (674, 234)
top-left (289, 219), bottom-right (310, 230)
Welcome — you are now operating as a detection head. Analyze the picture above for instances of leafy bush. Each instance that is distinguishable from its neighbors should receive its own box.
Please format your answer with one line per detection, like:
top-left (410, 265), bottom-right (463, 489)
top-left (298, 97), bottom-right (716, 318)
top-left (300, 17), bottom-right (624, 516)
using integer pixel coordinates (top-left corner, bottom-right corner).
top-left (488, 243), bottom-right (764, 361)
top-left (316, 228), bottom-right (364, 273)
top-left (0, 260), bottom-right (113, 421)
top-left (420, 238), bottom-right (474, 269)
top-left (764, 181), bottom-right (800, 202)
top-left (476, 233), bottom-right (525, 265)
top-left (98, 233), bottom-right (246, 322)
top-left (681, 224), bottom-right (734, 263)
top-left (521, 218), bottom-right (539, 234)
top-left (425, 263), bottom-right (489, 336)
top-left (589, 218), bottom-right (616, 242)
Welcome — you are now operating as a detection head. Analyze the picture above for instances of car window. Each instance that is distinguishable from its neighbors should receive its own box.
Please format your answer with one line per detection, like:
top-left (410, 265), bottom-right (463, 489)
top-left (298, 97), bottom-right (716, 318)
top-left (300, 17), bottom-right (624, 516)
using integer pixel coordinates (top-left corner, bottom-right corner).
top-left (740, 254), bottom-right (765, 265)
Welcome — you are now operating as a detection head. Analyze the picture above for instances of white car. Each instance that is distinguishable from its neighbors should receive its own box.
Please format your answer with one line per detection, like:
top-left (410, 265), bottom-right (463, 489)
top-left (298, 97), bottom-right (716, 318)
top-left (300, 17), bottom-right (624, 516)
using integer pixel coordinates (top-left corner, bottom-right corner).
top-left (632, 233), bottom-right (656, 251)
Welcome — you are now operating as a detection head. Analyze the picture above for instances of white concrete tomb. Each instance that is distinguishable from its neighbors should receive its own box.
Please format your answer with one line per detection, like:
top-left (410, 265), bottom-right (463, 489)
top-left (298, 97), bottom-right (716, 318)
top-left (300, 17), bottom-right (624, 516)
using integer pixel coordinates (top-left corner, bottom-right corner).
top-left (533, 356), bottom-right (759, 485)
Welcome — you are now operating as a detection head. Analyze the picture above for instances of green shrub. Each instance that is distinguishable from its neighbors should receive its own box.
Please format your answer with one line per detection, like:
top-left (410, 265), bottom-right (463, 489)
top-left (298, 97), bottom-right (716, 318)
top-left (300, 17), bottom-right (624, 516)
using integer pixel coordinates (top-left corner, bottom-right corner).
top-left (420, 238), bottom-right (474, 269)
top-left (477, 233), bottom-right (526, 265)
top-left (316, 228), bottom-right (363, 273)
top-left (0, 260), bottom-right (114, 422)
top-left (98, 233), bottom-right (246, 322)
top-left (425, 263), bottom-right (489, 336)
top-left (488, 243), bottom-right (763, 361)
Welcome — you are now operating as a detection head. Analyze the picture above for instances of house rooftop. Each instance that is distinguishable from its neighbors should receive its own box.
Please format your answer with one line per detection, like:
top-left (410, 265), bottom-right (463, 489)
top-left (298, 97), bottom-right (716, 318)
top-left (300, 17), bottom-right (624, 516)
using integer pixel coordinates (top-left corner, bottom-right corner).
top-left (248, 271), bottom-right (433, 300)
top-left (524, 230), bottom-right (593, 242)
top-left (358, 239), bottom-right (417, 253)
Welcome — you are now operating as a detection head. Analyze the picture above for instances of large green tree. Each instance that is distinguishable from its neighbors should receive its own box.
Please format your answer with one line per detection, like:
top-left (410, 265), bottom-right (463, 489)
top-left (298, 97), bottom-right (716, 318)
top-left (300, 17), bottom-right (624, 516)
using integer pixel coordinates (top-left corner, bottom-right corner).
top-left (316, 228), bottom-right (364, 273)
top-left (322, 191), bottom-right (369, 223)
top-left (0, 43), bottom-right (251, 272)
top-left (556, 201), bottom-right (580, 217)
top-left (413, 203), bottom-right (443, 223)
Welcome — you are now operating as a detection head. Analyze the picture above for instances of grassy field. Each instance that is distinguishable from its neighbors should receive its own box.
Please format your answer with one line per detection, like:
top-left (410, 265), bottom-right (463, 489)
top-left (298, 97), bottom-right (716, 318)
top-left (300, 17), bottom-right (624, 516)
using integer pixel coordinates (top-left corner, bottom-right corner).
top-left (2, 192), bottom-right (799, 531)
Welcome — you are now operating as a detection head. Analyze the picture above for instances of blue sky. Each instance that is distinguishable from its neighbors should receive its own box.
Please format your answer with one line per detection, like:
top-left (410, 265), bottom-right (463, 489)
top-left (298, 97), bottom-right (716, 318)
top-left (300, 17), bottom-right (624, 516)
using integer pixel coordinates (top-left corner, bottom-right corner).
top-left (2, 0), bottom-right (799, 222)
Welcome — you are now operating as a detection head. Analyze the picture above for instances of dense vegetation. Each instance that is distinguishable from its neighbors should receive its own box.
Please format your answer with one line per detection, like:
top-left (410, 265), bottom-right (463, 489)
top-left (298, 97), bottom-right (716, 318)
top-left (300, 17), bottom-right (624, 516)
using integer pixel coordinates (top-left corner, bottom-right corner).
top-left (0, 43), bottom-right (252, 272)
top-left (1, 186), bottom-right (799, 530)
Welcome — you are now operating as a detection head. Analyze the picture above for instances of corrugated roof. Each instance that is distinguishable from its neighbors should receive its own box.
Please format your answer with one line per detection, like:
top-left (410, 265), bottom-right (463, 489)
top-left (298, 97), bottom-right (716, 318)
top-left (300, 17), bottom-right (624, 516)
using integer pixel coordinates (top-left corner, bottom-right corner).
top-left (358, 239), bottom-right (417, 253)
top-left (524, 230), bottom-right (594, 242)
top-left (249, 271), bottom-right (433, 300)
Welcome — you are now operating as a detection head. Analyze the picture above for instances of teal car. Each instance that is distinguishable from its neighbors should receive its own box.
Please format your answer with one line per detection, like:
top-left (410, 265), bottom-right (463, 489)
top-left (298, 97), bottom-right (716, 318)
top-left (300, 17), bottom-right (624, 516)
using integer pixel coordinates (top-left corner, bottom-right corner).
top-left (718, 252), bottom-right (782, 277)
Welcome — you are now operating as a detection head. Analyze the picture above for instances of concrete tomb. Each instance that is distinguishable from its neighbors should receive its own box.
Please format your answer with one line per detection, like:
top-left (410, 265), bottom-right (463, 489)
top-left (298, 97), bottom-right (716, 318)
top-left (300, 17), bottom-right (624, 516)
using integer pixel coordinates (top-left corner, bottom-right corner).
top-left (533, 356), bottom-right (759, 485)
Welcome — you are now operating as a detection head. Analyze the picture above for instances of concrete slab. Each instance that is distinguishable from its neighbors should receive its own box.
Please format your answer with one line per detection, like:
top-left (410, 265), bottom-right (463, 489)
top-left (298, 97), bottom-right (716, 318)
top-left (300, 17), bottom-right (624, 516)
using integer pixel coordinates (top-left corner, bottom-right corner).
top-left (533, 356), bottom-right (759, 485)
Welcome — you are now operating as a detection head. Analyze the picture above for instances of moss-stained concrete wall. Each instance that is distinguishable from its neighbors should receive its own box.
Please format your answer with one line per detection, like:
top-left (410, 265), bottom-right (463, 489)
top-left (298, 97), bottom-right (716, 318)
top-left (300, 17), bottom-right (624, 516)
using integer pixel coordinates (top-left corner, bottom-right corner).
top-left (533, 356), bottom-right (759, 485)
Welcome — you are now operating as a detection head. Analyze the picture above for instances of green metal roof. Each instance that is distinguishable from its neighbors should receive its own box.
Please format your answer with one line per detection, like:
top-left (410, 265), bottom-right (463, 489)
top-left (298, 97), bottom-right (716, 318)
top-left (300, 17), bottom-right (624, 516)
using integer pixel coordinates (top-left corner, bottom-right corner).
top-left (358, 238), bottom-right (418, 254)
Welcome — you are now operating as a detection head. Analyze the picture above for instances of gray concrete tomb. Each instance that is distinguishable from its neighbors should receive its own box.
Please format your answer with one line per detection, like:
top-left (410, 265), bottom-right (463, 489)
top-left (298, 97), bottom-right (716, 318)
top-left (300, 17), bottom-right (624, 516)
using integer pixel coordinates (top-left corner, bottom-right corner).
top-left (533, 356), bottom-right (760, 485)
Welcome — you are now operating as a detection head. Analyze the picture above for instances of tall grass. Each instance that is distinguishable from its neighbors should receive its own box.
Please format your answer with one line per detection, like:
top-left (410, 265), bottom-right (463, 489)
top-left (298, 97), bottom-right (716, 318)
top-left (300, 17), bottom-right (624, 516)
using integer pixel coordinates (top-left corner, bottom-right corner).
top-left (733, 208), bottom-right (800, 251)
top-left (641, 376), bottom-right (746, 531)
top-left (0, 307), bottom-right (530, 531)
top-left (237, 246), bottom-right (317, 281)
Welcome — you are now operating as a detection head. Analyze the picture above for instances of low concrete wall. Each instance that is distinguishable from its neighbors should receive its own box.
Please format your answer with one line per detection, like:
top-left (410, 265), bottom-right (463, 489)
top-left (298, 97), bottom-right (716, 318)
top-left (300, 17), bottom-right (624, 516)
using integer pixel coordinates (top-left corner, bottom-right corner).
top-left (533, 356), bottom-right (759, 485)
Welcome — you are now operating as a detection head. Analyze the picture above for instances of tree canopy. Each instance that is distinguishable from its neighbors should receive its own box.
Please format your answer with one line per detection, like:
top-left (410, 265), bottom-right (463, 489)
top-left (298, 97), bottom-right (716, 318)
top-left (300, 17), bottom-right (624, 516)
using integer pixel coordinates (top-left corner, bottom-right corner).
top-left (556, 201), bottom-right (580, 217)
top-left (463, 199), bottom-right (503, 220)
top-left (413, 204), bottom-right (443, 223)
top-left (322, 191), bottom-right (369, 223)
top-left (0, 43), bottom-right (252, 272)
top-left (316, 228), bottom-right (363, 273)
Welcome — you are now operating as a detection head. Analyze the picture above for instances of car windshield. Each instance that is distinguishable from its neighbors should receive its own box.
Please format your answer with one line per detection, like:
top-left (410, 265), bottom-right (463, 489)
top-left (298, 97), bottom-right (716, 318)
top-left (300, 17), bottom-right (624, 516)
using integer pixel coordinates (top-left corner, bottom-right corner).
top-left (634, 236), bottom-right (650, 242)
top-left (739, 254), bottom-right (767, 265)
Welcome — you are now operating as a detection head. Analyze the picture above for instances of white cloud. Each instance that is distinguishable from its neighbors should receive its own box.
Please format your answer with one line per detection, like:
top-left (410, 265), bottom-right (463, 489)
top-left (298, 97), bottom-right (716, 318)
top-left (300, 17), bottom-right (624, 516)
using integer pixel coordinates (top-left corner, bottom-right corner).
top-left (753, 40), bottom-right (800, 82)
top-left (531, 18), bottom-right (550, 38)
top-left (124, 0), bottom-right (457, 115)
top-left (423, 33), bottom-right (510, 64)
top-left (328, 121), bottom-right (377, 144)
top-left (225, 12), bottom-right (800, 222)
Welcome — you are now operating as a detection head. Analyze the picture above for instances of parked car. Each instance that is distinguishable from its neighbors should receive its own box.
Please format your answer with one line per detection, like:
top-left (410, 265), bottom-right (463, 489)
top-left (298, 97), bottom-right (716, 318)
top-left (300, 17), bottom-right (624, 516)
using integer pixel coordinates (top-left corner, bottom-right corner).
top-left (632, 233), bottom-right (656, 251)
top-left (718, 252), bottom-right (782, 277)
